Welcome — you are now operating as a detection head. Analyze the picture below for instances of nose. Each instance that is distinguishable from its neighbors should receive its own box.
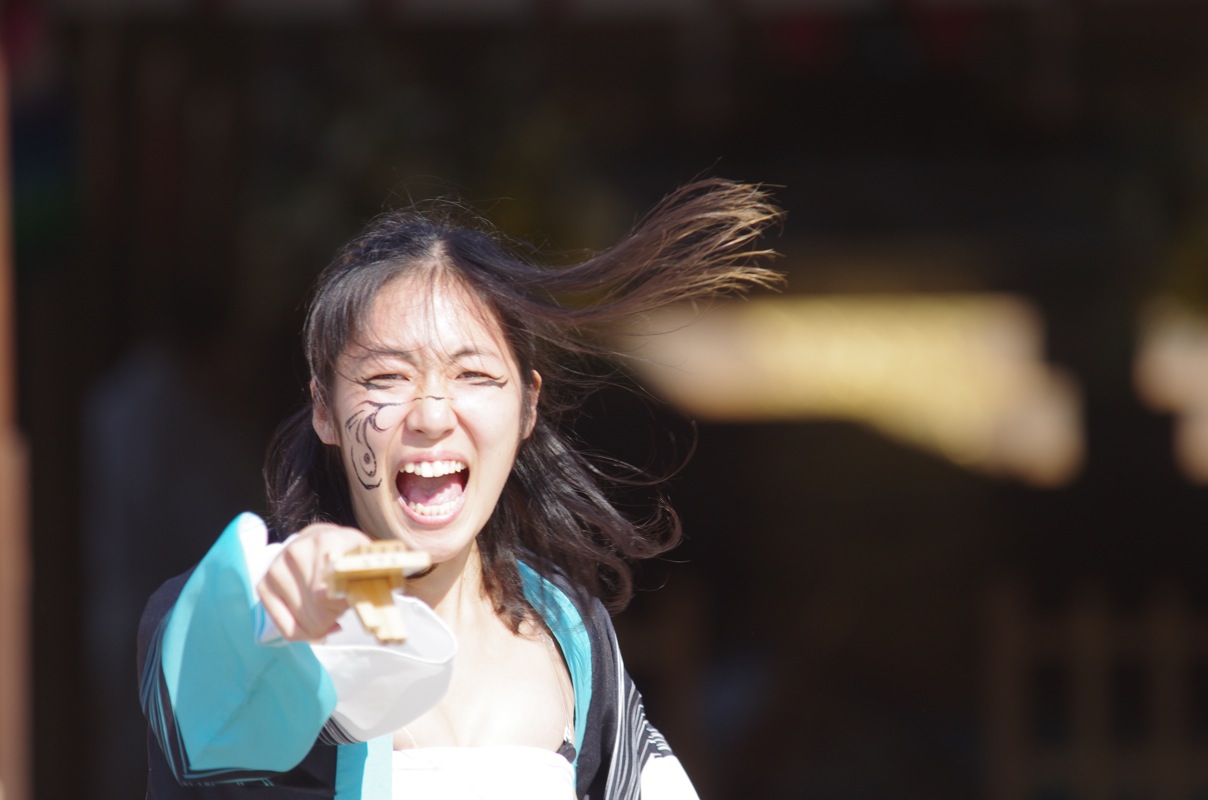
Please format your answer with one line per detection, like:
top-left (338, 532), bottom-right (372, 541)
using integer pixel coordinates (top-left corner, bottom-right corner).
top-left (405, 393), bottom-right (455, 439)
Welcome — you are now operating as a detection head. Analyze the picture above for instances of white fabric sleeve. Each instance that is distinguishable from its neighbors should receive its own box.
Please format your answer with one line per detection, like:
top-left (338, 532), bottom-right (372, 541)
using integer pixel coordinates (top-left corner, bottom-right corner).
top-left (313, 600), bottom-right (457, 740)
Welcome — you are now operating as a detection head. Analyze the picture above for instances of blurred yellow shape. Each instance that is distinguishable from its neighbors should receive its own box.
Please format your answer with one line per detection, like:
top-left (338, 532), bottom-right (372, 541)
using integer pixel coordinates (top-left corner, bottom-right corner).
top-left (1135, 299), bottom-right (1208, 483)
top-left (617, 294), bottom-right (1083, 487)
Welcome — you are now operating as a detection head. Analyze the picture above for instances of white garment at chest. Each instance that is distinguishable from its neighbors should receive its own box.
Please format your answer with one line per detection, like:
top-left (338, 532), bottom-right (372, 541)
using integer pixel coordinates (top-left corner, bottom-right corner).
top-left (392, 745), bottom-right (576, 799)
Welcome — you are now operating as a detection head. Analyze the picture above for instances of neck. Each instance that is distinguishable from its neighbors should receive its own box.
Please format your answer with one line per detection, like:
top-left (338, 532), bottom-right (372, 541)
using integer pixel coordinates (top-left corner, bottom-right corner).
top-left (406, 541), bottom-right (492, 629)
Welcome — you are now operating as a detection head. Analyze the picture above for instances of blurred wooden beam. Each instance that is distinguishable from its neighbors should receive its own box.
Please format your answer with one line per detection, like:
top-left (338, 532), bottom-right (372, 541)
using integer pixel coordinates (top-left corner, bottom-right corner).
top-left (0, 47), bottom-right (32, 800)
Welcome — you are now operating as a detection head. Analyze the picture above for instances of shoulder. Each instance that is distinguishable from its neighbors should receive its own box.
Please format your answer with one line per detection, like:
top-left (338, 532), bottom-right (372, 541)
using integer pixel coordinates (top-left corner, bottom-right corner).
top-left (529, 566), bottom-right (606, 620)
top-left (531, 567), bottom-right (616, 648)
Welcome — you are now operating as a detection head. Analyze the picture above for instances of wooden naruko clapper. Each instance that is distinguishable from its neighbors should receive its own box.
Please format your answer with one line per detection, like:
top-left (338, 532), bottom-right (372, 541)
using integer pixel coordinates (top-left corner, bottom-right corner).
top-left (326, 542), bottom-right (431, 643)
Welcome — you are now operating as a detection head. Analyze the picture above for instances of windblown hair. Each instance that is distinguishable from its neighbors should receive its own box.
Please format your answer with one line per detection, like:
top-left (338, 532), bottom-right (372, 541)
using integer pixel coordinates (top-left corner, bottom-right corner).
top-left (265, 178), bottom-right (783, 627)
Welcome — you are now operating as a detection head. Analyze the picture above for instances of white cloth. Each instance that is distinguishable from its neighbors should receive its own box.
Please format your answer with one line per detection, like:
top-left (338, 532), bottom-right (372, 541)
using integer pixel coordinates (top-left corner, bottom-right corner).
top-left (391, 746), bottom-right (576, 800)
top-left (314, 600), bottom-right (457, 741)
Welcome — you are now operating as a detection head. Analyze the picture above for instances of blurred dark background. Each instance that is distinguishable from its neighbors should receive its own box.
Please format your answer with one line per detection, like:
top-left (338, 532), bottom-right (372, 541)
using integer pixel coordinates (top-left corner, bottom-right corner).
top-left (7, 1), bottom-right (1208, 798)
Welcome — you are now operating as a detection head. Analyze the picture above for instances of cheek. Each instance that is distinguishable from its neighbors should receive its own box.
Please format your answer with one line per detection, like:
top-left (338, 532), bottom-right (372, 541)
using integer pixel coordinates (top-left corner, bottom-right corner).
top-left (342, 401), bottom-right (408, 490)
top-left (457, 392), bottom-right (527, 444)
top-left (366, 403), bottom-right (407, 430)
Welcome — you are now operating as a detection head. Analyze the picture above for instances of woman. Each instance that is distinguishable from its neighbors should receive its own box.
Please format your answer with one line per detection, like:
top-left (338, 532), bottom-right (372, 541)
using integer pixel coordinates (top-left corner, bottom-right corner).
top-left (137, 178), bottom-right (783, 799)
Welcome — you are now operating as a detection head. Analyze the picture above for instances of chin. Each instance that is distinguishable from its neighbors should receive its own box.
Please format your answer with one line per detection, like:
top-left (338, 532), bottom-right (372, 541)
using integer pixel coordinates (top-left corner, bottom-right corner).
top-left (400, 523), bottom-right (479, 562)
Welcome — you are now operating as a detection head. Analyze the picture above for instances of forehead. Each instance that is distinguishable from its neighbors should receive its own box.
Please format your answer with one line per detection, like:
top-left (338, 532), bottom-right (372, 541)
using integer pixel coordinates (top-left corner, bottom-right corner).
top-left (352, 273), bottom-right (509, 356)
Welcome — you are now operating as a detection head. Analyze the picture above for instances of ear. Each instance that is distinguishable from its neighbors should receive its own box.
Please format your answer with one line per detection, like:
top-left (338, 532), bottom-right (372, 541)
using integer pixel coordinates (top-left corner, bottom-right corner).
top-left (521, 370), bottom-right (542, 440)
top-left (311, 379), bottom-right (340, 445)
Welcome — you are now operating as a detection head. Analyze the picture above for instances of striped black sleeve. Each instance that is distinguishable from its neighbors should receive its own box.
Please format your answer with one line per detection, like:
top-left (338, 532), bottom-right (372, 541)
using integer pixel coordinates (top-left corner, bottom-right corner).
top-left (137, 572), bottom-right (339, 798)
top-left (567, 590), bottom-right (684, 800)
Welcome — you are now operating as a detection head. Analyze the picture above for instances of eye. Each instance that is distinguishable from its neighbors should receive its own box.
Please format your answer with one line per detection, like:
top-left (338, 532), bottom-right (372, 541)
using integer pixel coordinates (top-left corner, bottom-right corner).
top-left (362, 374), bottom-right (407, 389)
top-left (458, 369), bottom-right (504, 386)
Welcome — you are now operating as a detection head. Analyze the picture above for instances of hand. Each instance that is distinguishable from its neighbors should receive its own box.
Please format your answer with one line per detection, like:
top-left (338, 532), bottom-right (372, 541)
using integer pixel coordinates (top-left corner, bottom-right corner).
top-left (257, 523), bottom-right (373, 642)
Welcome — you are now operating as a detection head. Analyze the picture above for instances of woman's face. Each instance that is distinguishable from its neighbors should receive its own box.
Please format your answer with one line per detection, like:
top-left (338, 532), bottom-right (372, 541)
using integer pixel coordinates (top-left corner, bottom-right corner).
top-left (313, 274), bottom-right (539, 565)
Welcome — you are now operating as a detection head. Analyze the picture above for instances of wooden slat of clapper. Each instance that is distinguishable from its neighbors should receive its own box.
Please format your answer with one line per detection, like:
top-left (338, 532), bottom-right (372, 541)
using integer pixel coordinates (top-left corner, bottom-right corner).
top-left (327, 542), bottom-right (431, 643)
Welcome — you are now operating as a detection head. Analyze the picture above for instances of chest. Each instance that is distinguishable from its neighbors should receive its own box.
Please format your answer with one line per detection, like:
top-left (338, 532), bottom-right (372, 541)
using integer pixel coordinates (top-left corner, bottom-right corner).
top-left (394, 621), bottom-right (574, 751)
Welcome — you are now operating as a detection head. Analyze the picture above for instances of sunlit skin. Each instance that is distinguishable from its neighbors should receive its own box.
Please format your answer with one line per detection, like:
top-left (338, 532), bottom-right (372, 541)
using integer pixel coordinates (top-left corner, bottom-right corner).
top-left (256, 272), bottom-right (572, 752)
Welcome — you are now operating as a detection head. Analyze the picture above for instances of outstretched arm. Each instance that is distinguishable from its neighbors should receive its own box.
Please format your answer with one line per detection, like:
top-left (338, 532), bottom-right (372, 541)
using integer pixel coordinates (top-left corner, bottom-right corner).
top-left (137, 514), bottom-right (342, 786)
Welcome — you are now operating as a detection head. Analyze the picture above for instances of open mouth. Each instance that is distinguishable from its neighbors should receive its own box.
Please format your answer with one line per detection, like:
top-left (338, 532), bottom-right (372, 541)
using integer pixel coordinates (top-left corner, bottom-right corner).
top-left (396, 460), bottom-right (468, 519)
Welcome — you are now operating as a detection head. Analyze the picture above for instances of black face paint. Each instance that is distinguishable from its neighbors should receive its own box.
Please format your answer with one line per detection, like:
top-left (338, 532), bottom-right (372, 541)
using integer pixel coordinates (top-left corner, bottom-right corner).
top-left (344, 400), bottom-right (401, 490)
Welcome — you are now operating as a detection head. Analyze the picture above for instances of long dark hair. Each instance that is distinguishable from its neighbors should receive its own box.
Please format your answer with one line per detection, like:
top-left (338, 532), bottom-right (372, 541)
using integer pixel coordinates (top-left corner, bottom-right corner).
top-left (265, 178), bottom-right (783, 628)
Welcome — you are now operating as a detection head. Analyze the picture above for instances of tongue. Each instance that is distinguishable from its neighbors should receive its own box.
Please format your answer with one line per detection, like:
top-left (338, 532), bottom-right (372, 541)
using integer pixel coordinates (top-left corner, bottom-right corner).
top-left (398, 472), bottom-right (465, 507)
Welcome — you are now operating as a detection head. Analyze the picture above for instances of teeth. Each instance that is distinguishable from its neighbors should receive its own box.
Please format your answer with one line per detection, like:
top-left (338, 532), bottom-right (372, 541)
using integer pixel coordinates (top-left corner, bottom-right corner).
top-left (406, 498), bottom-right (461, 517)
top-left (401, 460), bottom-right (466, 478)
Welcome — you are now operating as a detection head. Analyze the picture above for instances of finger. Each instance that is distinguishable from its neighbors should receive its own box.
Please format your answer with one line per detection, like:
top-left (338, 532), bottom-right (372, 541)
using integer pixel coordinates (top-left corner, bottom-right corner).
top-left (257, 543), bottom-right (321, 640)
top-left (257, 583), bottom-right (301, 641)
top-left (292, 586), bottom-right (349, 641)
top-left (260, 579), bottom-right (344, 642)
top-left (256, 525), bottom-right (370, 641)
top-left (273, 546), bottom-right (311, 601)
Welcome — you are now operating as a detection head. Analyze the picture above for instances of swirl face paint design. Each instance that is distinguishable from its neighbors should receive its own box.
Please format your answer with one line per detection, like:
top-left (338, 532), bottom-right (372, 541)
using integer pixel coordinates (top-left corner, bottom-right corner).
top-left (344, 400), bottom-right (403, 489)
